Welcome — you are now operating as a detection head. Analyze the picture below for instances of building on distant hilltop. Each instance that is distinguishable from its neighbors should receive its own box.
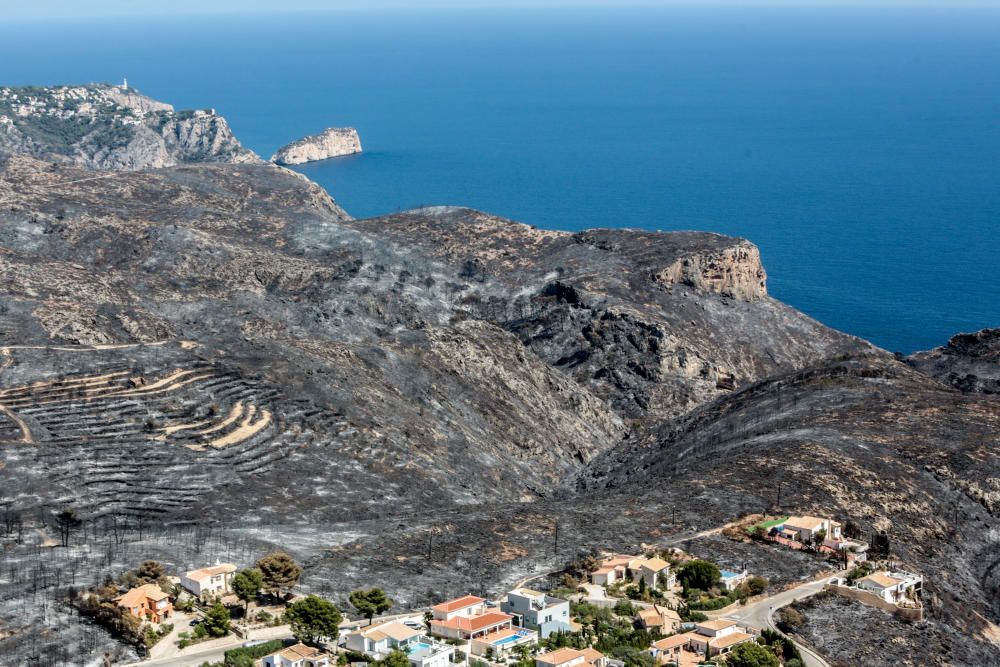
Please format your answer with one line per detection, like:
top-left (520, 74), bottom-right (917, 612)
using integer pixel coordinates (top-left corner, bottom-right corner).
top-left (262, 642), bottom-right (330, 667)
top-left (535, 647), bottom-right (606, 667)
top-left (114, 583), bottom-right (172, 623)
top-left (856, 570), bottom-right (923, 605)
top-left (180, 562), bottom-right (236, 600)
top-left (500, 588), bottom-right (571, 637)
top-left (430, 595), bottom-right (514, 641)
top-left (345, 620), bottom-right (454, 667)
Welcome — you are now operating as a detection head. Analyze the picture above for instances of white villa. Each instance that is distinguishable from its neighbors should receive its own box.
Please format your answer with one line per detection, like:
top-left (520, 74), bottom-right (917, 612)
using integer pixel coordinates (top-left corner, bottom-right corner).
top-left (430, 595), bottom-right (514, 641)
top-left (778, 516), bottom-right (842, 543)
top-left (500, 588), bottom-right (571, 637)
top-left (180, 562), bottom-right (236, 600)
top-left (857, 570), bottom-right (923, 605)
top-left (263, 643), bottom-right (330, 667)
top-left (719, 567), bottom-right (748, 591)
top-left (345, 621), bottom-right (454, 667)
top-left (649, 618), bottom-right (754, 661)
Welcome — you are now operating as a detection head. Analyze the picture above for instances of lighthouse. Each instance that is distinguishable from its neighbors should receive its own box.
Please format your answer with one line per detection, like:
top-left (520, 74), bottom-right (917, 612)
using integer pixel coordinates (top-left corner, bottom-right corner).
top-left (121, 77), bottom-right (128, 91)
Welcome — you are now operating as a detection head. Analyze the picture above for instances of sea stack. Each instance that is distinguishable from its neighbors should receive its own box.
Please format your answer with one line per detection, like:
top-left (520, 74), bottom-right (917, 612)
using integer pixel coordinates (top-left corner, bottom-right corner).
top-left (270, 127), bottom-right (362, 165)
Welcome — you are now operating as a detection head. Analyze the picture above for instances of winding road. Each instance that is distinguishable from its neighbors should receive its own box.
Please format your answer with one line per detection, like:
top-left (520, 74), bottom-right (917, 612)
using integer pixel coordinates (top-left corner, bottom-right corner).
top-left (724, 575), bottom-right (831, 667)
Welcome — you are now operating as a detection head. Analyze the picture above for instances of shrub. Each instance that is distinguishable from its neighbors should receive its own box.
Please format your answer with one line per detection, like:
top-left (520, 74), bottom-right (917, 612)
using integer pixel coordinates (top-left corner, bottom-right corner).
top-left (223, 639), bottom-right (283, 665)
top-left (776, 607), bottom-right (805, 632)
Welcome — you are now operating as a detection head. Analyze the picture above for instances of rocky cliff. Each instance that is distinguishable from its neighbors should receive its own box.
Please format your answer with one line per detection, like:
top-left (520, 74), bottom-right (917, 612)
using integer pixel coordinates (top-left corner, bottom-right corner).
top-left (908, 327), bottom-right (1000, 394)
top-left (271, 126), bottom-right (362, 165)
top-left (0, 84), bottom-right (259, 169)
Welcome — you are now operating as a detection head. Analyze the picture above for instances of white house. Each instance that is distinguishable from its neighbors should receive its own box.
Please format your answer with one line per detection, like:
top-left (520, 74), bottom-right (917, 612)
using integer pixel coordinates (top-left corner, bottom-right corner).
top-left (779, 516), bottom-right (842, 543)
top-left (635, 557), bottom-right (671, 590)
top-left (500, 588), bottom-right (571, 637)
top-left (262, 643), bottom-right (330, 667)
top-left (719, 567), bottom-right (748, 591)
top-left (430, 595), bottom-right (512, 641)
top-left (180, 562), bottom-right (236, 600)
top-left (857, 571), bottom-right (923, 605)
top-left (345, 621), bottom-right (454, 667)
top-left (673, 619), bottom-right (755, 658)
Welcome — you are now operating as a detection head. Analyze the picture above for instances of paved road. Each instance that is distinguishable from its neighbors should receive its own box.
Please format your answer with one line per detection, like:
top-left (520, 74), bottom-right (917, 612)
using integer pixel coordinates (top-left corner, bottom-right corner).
top-left (725, 576), bottom-right (831, 667)
top-left (124, 625), bottom-right (293, 667)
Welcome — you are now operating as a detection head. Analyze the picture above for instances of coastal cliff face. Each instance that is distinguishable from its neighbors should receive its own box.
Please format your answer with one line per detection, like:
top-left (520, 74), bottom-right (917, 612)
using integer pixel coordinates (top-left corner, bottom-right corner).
top-left (653, 240), bottom-right (767, 301)
top-left (0, 84), bottom-right (259, 170)
top-left (271, 126), bottom-right (362, 165)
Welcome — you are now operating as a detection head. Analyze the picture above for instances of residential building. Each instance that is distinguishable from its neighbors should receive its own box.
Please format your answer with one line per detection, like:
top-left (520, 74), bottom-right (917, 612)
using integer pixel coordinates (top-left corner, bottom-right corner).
top-left (719, 568), bottom-right (748, 592)
top-left (345, 621), bottom-right (454, 667)
top-left (856, 571), bottom-right (923, 605)
top-left (648, 634), bottom-right (688, 665)
top-left (263, 642), bottom-right (330, 667)
top-left (536, 647), bottom-right (606, 667)
top-left (590, 555), bottom-right (642, 586)
top-left (430, 595), bottom-right (513, 641)
top-left (180, 562), bottom-right (237, 600)
top-left (777, 516), bottom-right (842, 544)
top-left (650, 619), bottom-right (754, 660)
top-left (114, 583), bottom-right (172, 623)
top-left (635, 557), bottom-right (671, 590)
top-left (683, 619), bottom-right (755, 657)
top-left (635, 604), bottom-right (681, 633)
top-left (501, 588), bottom-right (572, 637)
top-left (431, 595), bottom-right (487, 621)
top-left (589, 554), bottom-right (673, 590)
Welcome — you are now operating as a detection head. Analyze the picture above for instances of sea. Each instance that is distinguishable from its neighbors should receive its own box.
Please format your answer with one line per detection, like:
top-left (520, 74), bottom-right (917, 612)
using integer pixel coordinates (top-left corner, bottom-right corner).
top-left (2, 3), bottom-right (998, 353)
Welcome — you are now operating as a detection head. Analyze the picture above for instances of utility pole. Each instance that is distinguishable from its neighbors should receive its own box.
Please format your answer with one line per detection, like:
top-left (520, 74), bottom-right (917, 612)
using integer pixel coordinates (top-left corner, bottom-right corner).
top-left (553, 521), bottom-right (559, 555)
top-left (775, 481), bottom-right (783, 510)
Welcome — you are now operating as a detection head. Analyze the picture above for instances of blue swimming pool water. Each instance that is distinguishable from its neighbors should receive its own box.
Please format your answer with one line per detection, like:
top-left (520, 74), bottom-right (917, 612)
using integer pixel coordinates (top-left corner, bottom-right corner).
top-left (407, 642), bottom-right (432, 654)
top-left (494, 635), bottom-right (521, 646)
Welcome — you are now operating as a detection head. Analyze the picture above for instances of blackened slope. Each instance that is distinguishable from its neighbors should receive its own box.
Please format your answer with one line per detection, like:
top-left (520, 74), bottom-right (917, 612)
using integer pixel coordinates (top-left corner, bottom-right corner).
top-left (350, 206), bottom-right (876, 420)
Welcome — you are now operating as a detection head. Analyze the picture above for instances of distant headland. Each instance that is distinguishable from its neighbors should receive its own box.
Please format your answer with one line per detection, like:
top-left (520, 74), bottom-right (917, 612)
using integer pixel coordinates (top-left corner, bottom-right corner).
top-left (270, 127), bottom-right (362, 165)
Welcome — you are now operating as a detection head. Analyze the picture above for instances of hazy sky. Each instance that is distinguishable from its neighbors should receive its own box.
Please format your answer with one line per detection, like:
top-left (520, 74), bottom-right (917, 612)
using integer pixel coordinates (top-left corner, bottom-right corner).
top-left (5, 0), bottom-right (993, 20)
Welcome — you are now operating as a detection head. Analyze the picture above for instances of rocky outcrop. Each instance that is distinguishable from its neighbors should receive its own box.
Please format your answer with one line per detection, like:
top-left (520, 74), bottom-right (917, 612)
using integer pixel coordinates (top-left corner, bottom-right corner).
top-left (907, 328), bottom-right (1000, 394)
top-left (652, 240), bottom-right (767, 301)
top-left (0, 84), bottom-right (259, 170)
top-left (271, 127), bottom-right (362, 165)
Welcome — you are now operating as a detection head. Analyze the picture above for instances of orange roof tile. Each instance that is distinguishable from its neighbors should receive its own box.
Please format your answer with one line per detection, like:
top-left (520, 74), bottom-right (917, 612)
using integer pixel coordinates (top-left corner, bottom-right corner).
top-left (433, 611), bottom-right (511, 632)
top-left (537, 648), bottom-right (586, 666)
top-left (432, 595), bottom-right (485, 613)
top-left (652, 634), bottom-right (689, 650)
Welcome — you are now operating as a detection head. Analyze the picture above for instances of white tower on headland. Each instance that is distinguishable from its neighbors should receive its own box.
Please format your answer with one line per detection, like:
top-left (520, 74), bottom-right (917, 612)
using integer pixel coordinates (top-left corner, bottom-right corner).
top-left (121, 77), bottom-right (128, 91)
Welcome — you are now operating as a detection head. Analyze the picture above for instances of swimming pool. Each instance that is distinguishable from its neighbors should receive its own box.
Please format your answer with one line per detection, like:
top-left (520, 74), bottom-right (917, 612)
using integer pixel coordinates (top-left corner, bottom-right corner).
top-left (494, 635), bottom-right (522, 646)
top-left (407, 642), bottom-right (433, 654)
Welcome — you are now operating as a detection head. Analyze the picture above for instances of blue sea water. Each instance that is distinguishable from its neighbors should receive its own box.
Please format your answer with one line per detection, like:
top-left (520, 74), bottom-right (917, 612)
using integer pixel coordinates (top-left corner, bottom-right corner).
top-left (2, 4), bottom-right (998, 353)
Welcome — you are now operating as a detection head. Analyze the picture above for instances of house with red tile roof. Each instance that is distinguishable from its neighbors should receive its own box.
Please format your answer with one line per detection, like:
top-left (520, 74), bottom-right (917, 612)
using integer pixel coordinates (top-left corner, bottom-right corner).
top-left (114, 583), bottom-right (173, 623)
top-left (536, 647), bottom-right (606, 667)
top-left (431, 595), bottom-right (487, 621)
